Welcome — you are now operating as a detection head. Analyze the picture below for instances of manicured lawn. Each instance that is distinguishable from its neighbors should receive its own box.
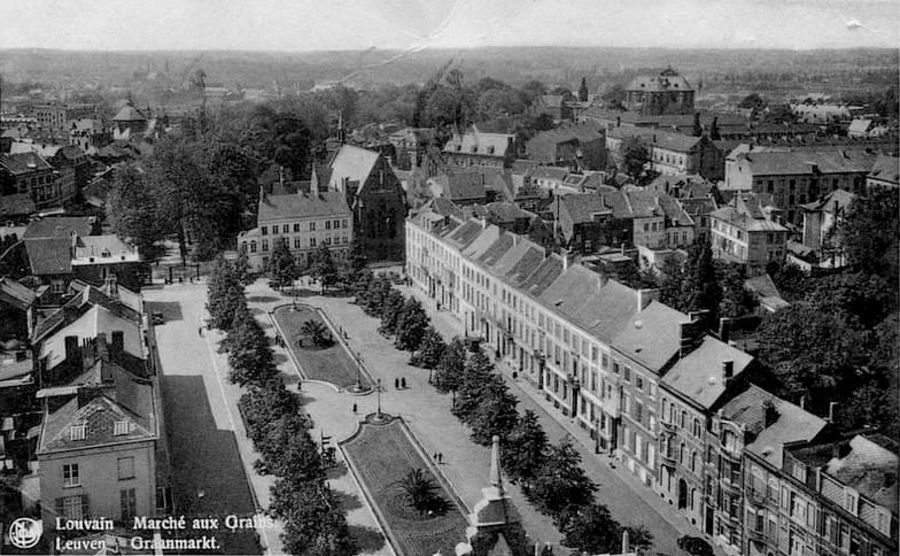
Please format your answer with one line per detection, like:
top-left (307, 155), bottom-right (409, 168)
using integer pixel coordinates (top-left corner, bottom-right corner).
top-left (342, 417), bottom-right (469, 556)
top-left (273, 305), bottom-right (370, 390)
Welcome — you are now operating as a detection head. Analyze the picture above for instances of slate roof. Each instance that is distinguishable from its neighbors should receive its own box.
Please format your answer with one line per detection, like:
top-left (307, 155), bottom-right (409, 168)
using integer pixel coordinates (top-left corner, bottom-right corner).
top-left (445, 220), bottom-right (485, 250)
top-left (0, 193), bottom-right (36, 217)
top-left (800, 188), bottom-right (856, 214)
top-left (824, 435), bottom-right (898, 510)
top-left (443, 130), bottom-right (515, 158)
top-left (520, 255), bottom-right (564, 298)
top-left (656, 195), bottom-right (695, 226)
top-left (31, 284), bottom-right (142, 343)
top-left (433, 172), bottom-right (487, 202)
top-left (25, 238), bottom-right (72, 275)
top-left (24, 217), bottom-right (94, 239)
top-left (257, 191), bottom-right (350, 223)
top-left (0, 276), bottom-right (37, 310)
top-left (608, 127), bottom-right (705, 153)
top-left (425, 197), bottom-right (465, 220)
top-left (328, 144), bottom-right (381, 193)
top-left (461, 225), bottom-right (501, 260)
top-left (39, 369), bottom-right (156, 454)
top-left (720, 384), bottom-right (827, 469)
top-left (556, 190), bottom-right (632, 223)
top-left (737, 148), bottom-right (877, 176)
top-left (711, 195), bottom-right (788, 233)
top-left (113, 105), bottom-right (147, 122)
top-left (0, 151), bottom-right (54, 175)
top-left (611, 301), bottom-right (687, 372)
top-left (662, 336), bottom-right (754, 409)
top-left (868, 155), bottom-right (899, 185)
top-left (477, 234), bottom-right (515, 268)
top-left (626, 68), bottom-right (693, 93)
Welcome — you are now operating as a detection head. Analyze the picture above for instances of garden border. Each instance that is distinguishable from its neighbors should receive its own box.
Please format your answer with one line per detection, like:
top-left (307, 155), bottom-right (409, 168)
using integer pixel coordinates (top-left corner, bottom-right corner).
top-left (338, 414), bottom-right (471, 556)
top-left (267, 306), bottom-right (341, 393)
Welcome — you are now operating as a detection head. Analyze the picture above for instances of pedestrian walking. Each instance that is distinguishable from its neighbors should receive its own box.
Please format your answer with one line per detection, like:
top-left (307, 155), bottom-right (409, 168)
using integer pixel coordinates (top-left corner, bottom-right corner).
top-left (352, 403), bottom-right (357, 414)
top-left (401, 377), bottom-right (407, 389)
top-left (437, 453), bottom-right (443, 464)
top-left (395, 378), bottom-right (400, 389)
top-left (198, 326), bottom-right (203, 336)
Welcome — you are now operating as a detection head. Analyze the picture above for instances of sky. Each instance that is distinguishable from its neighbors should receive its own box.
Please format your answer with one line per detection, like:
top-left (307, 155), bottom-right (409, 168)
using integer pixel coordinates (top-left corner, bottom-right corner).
top-left (1, 0), bottom-right (898, 52)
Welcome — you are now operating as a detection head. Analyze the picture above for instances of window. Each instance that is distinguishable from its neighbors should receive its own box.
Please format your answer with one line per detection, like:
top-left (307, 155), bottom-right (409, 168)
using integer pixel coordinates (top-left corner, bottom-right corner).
top-left (293, 223), bottom-right (300, 232)
top-left (121, 488), bottom-right (137, 520)
top-left (310, 237), bottom-right (317, 247)
top-left (113, 421), bottom-right (129, 436)
top-left (63, 463), bottom-right (80, 487)
top-left (118, 457), bottom-right (135, 480)
top-left (309, 222), bottom-right (316, 231)
top-left (636, 376), bottom-right (643, 391)
top-left (623, 366), bottom-right (631, 382)
top-left (283, 224), bottom-right (289, 233)
top-left (333, 219), bottom-right (340, 229)
top-left (343, 236), bottom-right (348, 244)
top-left (325, 220), bottom-right (331, 230)
top-left (294, 237), bottom-right (302, 248)
top-left (69, 423), bottom-right (86, 441)
top-left (261, 226), bottom-right (268, 236)
top-left (342, 219), bottom-right (348, 228)
top-left (261, 239), bottom-right (269, 252)
top-left (62, 495), bottom-right (84, 519)
top-left (250, 241), bottom-right (257, 253)
top-left (845, 490), bottom-right (859, 516)
top-left (601, 353), bottom-right (608, 369)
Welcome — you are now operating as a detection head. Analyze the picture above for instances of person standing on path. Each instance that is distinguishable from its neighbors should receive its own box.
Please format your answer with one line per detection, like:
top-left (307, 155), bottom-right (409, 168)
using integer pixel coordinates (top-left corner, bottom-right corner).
top-left (395, 378), bottom-right (400, 389)
top-left (401, 377), bottom-right (407, 389)
top-left (352, 403), bottom-right (357, 414)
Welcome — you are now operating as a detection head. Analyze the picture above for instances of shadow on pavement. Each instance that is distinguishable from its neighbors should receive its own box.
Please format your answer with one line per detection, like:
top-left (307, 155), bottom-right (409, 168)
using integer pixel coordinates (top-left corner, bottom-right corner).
top-left (247, 295), bottom-right (281, 303)
top-left (147, 300), bottom-right (184, 322)
top-left (273, 353), bottom-right (288, 365)
top-left (347, 525), bottom-right (387, 554)
top-left (326, 461), bottom-right (350, 481)
top-left (162, 375), bottom-right (261, 555)
top-left (332, 488), bottom-right (362, 511)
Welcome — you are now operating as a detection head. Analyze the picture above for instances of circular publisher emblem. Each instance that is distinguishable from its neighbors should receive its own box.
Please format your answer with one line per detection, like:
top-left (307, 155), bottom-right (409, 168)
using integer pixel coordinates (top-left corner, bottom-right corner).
top-left (8, 517), bottom-right (42, 549)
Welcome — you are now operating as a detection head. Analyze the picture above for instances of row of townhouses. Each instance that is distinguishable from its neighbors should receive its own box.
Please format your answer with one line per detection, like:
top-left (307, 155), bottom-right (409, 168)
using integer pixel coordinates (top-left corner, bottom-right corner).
top-left (405, 207), bottom-right (897, 556)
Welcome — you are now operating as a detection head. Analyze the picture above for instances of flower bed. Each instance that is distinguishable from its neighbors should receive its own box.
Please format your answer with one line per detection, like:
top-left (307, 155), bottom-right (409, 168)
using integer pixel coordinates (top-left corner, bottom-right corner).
top-left (341, 416), bottom-right (469, 556)
top-left (272, 305), bottom-right (370, 390)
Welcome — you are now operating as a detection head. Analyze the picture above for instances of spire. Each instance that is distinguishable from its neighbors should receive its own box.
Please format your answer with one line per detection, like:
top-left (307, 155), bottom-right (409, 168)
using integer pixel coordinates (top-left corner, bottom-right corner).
top-left (489, 435), bottom-right (503, 492)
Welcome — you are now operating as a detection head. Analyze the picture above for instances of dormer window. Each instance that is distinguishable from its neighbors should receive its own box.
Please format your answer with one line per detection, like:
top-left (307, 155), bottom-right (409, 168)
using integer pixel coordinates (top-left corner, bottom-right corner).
top-left (114, 420), bottom-right (129, 436)
top-left (69, 423), bottom-right (86, 441)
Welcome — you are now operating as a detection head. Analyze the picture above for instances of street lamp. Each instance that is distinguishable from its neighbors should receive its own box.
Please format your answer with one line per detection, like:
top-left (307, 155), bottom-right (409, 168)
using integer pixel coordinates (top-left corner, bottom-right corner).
top-left (376, 378), bottom-right (383, 418)
top-left (356, 352), bottom-right (363, 390)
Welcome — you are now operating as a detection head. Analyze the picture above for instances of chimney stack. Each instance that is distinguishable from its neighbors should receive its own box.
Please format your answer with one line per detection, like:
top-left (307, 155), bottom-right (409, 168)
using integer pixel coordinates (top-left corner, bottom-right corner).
top-left (679, 319), bottom-right (702, 358)
top-left (637, 288), bottom-right (658, 311)
top-left (718, 317), bottom-right (732, 343)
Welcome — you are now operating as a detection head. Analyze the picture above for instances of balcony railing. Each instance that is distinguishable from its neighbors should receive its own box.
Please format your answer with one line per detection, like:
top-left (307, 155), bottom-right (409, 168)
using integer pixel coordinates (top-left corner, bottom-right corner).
top-left (746, 527), bottom-right (766, 543)
top-left (660, 452), bottom-right (677, 468)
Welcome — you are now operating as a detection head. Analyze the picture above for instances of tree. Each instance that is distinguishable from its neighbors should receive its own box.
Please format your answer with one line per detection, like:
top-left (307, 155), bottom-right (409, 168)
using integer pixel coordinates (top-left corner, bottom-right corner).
top-left (270, 480), bottom-right (356, 556)
top-left (620, 137), bottom-right (649, 181)
top-left (267, 238), bottom-right (299, 291)
top-left (691, 112), bottom-right (703, 137)
top-left (578, 77), bottom-right (589, 102)
top-left (233, 250), bottom-right (255, 286)
top-left (681, 238), bottom-right (721, 322)
top-left (766, 260), bottom-right (808, 302)
top-left (757, 304), bottom-right (867, 411)
top-left (300, 319), bottom-right (331, 347)
top-left (557, 502), bottom-right (623, 554)
top-left (452, 351), bottom-right (495, 423)
top-left (433, 337), bottom-right (467, 394)
top-left (739, 93), bottom-right (767, 110)
top-left (657, 255), bottom-right (687, 309)
top-left (350, 267), bottom-right (374, 303)
top-left (395, 297), bottom-right (430, 352)
top-left (226, 306), bottom-right (279, 387)
top-left (363, 276), bottom-right (392, 316)
top-left (309, 244), bottom-right (339, 293)
top-left (841, 188), bottom-right (900, 285)
top-left (623, 525), bottom-right (654, 553)
top-left (601, 83), bottom-right (626, 109)
top-left (206, 255), bottom-right (246, 330)
top-left (261, 414), bottom-right (326, 482)
top-left (239, 382), bottom-right (301, 446)
top-left (378, 289), bottom-right (406, 337)
top-left (468, 376), bottom-right (520, 445)
top-left (410, 326), bottom-right (446, 369)
top-left (106, 164), bottom-right (164, 259)
top-left (398, 468), bottom-right (443, 515)
top-left (528, 436), bottom-right (597, 517)
top-left (501, 410), bottom-right (549, 486)
top-left (347, 237), bottom-right (367, 274)
top-left (718, 262), bottom-right (756, 319)
top-left (710, 116), bottom-right (721, 140)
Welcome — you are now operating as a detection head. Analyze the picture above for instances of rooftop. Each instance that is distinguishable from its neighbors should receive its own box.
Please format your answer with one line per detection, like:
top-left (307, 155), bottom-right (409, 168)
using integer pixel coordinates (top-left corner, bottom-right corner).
top-left (662, 336), bottom-right (754, 409)
top-left (257, 190), bottom-right (351, 223)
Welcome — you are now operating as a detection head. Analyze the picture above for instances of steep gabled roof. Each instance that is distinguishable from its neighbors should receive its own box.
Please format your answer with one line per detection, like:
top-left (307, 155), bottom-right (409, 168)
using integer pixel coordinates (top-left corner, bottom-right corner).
top-left (24, 217), bottom-right (94, 239)
top-left (327, 144), bottom-right (381, 193)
